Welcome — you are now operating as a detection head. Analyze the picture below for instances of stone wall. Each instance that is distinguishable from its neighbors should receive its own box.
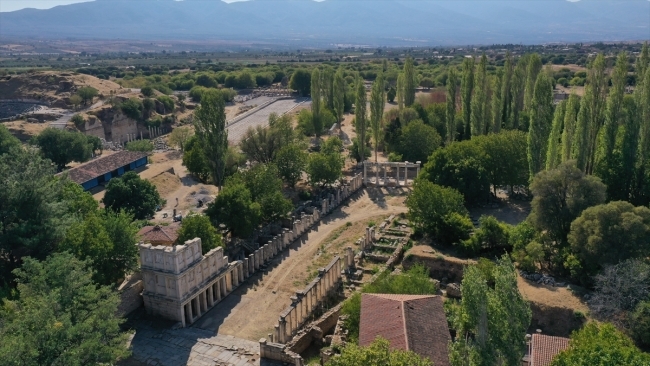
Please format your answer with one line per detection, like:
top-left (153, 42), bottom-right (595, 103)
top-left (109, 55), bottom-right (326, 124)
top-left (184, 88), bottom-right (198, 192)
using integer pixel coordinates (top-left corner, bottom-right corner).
top-left (140, 173), bottom-right (365, 329)
top-left (117, 275), bottom-right (144, 317)
top-left (80, 115), bottom-right (106, 139)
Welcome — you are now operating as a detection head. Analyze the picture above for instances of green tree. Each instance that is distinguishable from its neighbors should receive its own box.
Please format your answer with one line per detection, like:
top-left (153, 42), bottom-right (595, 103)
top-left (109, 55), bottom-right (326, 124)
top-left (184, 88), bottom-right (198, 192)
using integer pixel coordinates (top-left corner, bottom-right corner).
top-left (311, 68), bottom-right (322, 136)
top-left (403, 57), bottom-right (416, 107)
top-left (141, 86), bottom-right (154, 97)
top-left (125, 139), bottom-right (154, 152)
top-left (449, 256), bottom-right (531, 366)
top-left (355, 78), bottom-right (368, 162)
top-left (326, 337), bottom-right (432, 366)
top-left (491, 70), bottom-right (503, 133)
top-left (509, 57), bottom-right (528, 130)
top-left (307, 150), bottom-right (343, 187)
top-left (523, 53), bottom-right (542, 111)
top-left (397, 119), bottom-right (441, 164)
top-left (474, 130), bottom-right (529, 192)
top-left (182, 135), bottom-right (210, 182)
top-left (619, 96), bottom-right (641, 202)
top-left (103, 171), bottom-right (162, 220)
top-left (206, 181), bottom-right (261, 238)
top-left (546, 100), bottom-right (566, 170)
top-left (275, 144), bottom-right (307, 188)
top-left (240, 164), bottom-right (292, 223)
top-left (370, 72), bottom-right (385, 162)
top-left (387, 86), bottom-right (397, 103)
top-left (120, 98), bottom-right (144, 120)
top-left (406, 180), bottom-right (468, 241)
top-left (290, 69), bottom-right (311, 97)
top-left (561, 94), bottom-right (580, 162)
top-left (69, 94), bottom-right (82, 110)
top-left (462, 215), bottom-right (511, 256)
top-left (446, 67), bottom-right (458, 143)
top-left (0, 149), bottom-right (70, 289)
top-left (567, 201), bottom-right (650, 282)
top-left (638, 42), bottom-right (649, 80)
top-left (470, 54), bottom-right (489, 137)
top-left (630, 301), bottom-right (650, 348)
top-left (527, 72), bottom-right (554, 178)
top-left (35, 128), bottom-right (94, 170)
top-left (193, 89), bottom-right (228, 186)
top-left (333, 68), bottom-right (346, 123)
top-left (60, 210), bottom-right (138, 286)
top-left (77, 86), bottom-right (98, 105)
top-left (598, 52), bottom-right (628, 177)
top-left (168, 126), bottom-right (194, 152)
top-left (529, 161), bottom-right (606, 262)
top-left (0, 253), bottom-right (129, 365)
top-left (501, 52), bottom-right (514, 128)
top-left (176, 214), bottom-right (223, 254)
top-left (0, 124), bottom-right (20, 155)
top-left (551, 323), bottom-right (650, 366)
top-left (461, 57), bottom-right (475, 138)
top-left (156, 95), bottom-right (175, 113)
top-left (396, 73), bottom-right (405, 110)
top-left (581, 54), bottom-right (609, 174)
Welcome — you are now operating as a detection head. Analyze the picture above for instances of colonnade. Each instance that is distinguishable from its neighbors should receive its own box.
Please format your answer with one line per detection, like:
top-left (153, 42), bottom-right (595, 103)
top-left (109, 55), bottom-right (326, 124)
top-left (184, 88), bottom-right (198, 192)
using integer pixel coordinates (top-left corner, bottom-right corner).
top-left (362, 161), bottom-right (421, 186)
top-left (274, 257), bottom-right (343, 344)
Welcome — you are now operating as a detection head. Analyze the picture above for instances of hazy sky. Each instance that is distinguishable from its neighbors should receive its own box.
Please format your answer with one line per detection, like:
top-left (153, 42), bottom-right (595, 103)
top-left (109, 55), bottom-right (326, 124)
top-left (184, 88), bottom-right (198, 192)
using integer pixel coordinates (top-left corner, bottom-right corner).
top-left (0, 0), bottom-right (246, 13)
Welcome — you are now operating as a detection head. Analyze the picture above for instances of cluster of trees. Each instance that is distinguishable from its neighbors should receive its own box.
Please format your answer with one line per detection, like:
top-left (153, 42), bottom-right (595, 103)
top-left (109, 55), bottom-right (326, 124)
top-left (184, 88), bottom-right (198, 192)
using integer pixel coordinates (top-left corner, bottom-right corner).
top-left (69, 86), bottom-right (99, 109)
top-left (33, 128), bottom-right (101, 170)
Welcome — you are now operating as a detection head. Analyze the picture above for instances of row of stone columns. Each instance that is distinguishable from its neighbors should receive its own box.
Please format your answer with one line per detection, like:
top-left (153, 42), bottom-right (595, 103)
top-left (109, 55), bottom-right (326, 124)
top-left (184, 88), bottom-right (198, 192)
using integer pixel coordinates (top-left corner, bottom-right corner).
top-left (148, 126), bottom-right (163, 138)
top-left (362, 162), bottom-right (421, 186)
top-left (181, 269), bottom-right (232, 327)
top-left (274, 257), bottom-right (343, 344)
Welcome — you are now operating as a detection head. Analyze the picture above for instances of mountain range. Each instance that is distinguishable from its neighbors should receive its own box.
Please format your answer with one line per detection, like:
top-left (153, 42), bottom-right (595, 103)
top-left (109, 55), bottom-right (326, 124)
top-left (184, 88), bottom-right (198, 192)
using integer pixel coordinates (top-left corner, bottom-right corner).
top-left (1, 0), bottom-right (649, 46)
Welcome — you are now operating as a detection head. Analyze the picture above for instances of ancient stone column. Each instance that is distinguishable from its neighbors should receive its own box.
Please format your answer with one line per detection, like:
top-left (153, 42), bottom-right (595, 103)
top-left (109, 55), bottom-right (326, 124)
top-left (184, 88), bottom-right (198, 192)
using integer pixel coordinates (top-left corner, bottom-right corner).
top-left (207, 286), bottom-right (214, 307)
top-left (226, 272), bottom-right (232, 293)
top-left (201, 292), bottom-right (208, 313)
top-left (186, 302), bottom-right (193, 323)
top-left (238, 261), bottom-right (244, 283)
top-left (346, 247), bottom-right (354, 270)
top-left (279, 316), bottom-right (287, 343)
top-left (363, 162), bottom-right (367, 183)
top-left (318, 269), bottom-right (326, 298)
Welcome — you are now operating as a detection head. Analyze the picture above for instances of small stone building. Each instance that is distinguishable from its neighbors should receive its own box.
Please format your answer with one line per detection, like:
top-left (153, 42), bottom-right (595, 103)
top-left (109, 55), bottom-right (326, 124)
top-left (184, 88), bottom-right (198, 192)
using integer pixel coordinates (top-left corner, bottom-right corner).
top-left (359, 294), bottom-right (451, 366)
top-left (139, 238), bottom-right (244, 327)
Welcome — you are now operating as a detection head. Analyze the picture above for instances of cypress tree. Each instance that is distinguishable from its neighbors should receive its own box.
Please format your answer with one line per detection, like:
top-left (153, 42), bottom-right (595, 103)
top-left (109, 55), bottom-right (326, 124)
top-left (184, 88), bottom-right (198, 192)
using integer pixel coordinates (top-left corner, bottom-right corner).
top-left (561, 94), bottom-right (580, 162)
top-left (461, 57), bottom-right (475, 138)
top-left (501, 52), bottom-right (514, 126)
top-left (597, 52), bottom-right (628, 176)
top-left (370, 73), bottom-right (385, 162)
top-left (509, 57), bottom-right (528, 130)
top-left (584, 54), bottom-right (608, 174)
top-left (321, 66), bottom-right (335, 112)
top-left (527, 72), bottom-right (554, 179)
top-left (492, 70), bottom-right (504, 133)
top-left (333, 68), bottom-right (345, 123)
top-left (355, 78), bottom-right (368, 162)
top-left (638, 69), bottom-right (650, 169)
top-left (471, 54), bottom-right (488, 137)
top-left (446, 67), bottom-right (458, 143)
top-left (403, 57), bottom-right (416, 107)
top-left (524, 53), bottom-right (542, 111)
top-left (638, 42), bottom-right (649, 81)
top-left (546, 100), bottom-right (566, 170)
top-left (311, 68), bottom-right (322, 136)
top-left (620, 96), bottom-right (639, 202)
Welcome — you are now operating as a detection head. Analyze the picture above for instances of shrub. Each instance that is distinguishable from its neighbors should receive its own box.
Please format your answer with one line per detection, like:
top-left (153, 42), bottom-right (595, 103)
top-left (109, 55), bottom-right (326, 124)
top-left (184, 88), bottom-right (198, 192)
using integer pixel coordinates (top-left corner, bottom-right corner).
top-left (71, 114), bottom-right (85, 128)
top-left (141, 86), bottom-right (154, 97)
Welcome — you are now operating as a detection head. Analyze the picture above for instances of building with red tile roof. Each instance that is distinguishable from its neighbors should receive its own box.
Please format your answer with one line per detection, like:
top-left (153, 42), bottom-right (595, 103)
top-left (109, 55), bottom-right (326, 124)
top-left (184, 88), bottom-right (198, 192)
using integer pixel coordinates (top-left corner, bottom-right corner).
top-left (529, 333), bottom-right (570, 366)
top-left (359, 293), bottom-right (451, 366)
top-left (59, 151), bottom-right (148, 190)
top-left (138, 224), bottom-right (180, 246)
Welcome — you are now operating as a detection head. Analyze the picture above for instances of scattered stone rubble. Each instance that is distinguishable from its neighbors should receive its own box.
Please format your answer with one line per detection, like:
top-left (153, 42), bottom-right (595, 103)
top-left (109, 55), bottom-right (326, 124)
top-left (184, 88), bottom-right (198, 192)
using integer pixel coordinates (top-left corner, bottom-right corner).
top-left (519, 270), bottom-right (566, 287)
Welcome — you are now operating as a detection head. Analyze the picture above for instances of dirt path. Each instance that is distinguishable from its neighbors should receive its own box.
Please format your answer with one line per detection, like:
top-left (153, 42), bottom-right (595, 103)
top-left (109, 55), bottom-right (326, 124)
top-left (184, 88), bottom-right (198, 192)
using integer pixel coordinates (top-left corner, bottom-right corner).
top-left (192, 188), bottom-right (408, 341)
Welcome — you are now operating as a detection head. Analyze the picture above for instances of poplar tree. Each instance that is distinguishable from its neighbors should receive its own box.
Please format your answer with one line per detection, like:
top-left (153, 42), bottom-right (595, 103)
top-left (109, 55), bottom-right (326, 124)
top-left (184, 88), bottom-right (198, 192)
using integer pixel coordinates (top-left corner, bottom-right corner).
top-left (397, 73), bottom-right (405, 110)
top-left (461, 57), bottom-right (475, 138)
top-left (572, 89), bottom-right (592, 171)
top-left (546, 100), bottom-right (566, 170)
top-left (471, 54), bottom-right (488, 137)
top-left (597, 52), bottom-right (628, 176)
top-left (311, 68), bottom-right (322, 136)
top-left (333, 68), bottom-right (345, 123)
top-left (403, 57), bottom-right (416, 107)
top-left (446, 67), bottom-right (458, 143)
top-left (492, 70), bottom-right (504, 133)
top-left (561, 94), bottom-right (580, 162)
top-left (501, 52), bottom-right (514, 126)
top-left (524, 53), bottom-right (542, 111)
top-left (321, 66), bottom-right (335, 112)
top-left (637, 69), bottom-right (650, 170)
top-left (194, 90), bottom-right (228, 186)
top-left (527, 72), bottom-right (554, 179)
top-left (370, 73), bottom-right (386, 162)
top-left (621, 96), bottom-right (640, 202)
top-left (355, 78), bottom-right (368, 162)
top-left (510, 57), bottom-right (528, 130)
top-left (638, 42), bottom-right (649, 81)
top-left (584, 54), bottom-right (608, 174)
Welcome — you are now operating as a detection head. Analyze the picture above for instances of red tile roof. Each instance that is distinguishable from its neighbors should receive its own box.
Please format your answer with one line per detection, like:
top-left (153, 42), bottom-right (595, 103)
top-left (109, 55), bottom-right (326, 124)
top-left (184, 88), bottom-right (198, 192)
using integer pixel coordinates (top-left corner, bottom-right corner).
top-left (138, 224), bottom-right (179, 245)
top-left (360, 294), bottom-right (451, 366)
top-left (530, 334), bottom-right (570, 366)
top-left (61, 151), bottom-right (148, 184)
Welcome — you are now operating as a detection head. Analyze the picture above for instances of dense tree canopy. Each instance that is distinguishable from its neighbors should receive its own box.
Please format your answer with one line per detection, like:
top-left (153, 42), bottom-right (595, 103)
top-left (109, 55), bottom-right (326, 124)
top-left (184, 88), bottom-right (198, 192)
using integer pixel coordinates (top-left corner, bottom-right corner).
top-left (289, 69), bottom-right (311, 96)
top-left (0, 124), bottom-right (21, 155)
top-left (275, 143), bottom-right (307, 188)
top-left (103, 171), bottom-right (163, 220)
top-left (0, 253), bottom-right (129, 365)
top-left (35, 128), bottom-right (96, 170)
top-left (206, 180), bottom-right (261, 238)
top-left (194, 89), bottom-right (228, 186)
top-left (397, 119), bottom-right (441, 164)
top-left (326, 337), bottom-right (432, 366)
top-left (176, 214), bottom-right (223, 254)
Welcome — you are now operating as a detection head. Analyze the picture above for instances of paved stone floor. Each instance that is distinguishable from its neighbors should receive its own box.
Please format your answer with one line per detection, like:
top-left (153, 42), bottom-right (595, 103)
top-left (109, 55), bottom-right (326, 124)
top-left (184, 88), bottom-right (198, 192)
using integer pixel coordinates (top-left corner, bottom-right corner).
top-left (124, 314), bottom-right (283, 366)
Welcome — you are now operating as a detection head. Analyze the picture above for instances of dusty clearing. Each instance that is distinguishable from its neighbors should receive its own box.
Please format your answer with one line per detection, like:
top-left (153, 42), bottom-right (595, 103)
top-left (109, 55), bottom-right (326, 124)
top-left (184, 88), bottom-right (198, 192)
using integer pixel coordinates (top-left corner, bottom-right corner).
top-left (2, 120), bottom-right (49, 141)
top-left (517, 275), bottom-right (588, 312)
top-left (148, 172), bottom-right (182, 198)
top-left (191, 187), bottom-right (409, 341)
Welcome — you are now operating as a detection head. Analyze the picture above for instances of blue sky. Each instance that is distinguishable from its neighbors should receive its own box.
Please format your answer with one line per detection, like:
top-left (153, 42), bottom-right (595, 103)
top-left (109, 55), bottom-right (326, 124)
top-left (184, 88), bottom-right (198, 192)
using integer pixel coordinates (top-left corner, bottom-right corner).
top-left (0, 0), bottom-right (245, 12)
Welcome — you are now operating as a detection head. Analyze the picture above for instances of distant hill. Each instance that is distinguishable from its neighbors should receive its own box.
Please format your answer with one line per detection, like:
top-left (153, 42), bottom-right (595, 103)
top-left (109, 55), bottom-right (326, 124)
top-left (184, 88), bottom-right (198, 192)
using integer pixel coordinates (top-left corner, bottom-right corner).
top-left (1, 0), bottom-right (648, 46)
